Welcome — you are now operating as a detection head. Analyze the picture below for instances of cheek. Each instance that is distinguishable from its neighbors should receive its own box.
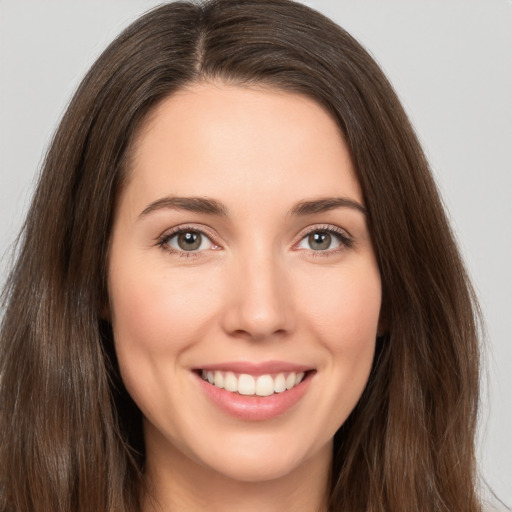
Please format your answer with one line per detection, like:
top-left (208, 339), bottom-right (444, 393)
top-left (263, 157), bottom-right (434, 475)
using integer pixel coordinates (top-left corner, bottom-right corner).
top-left (289, 259), bottom-right (381, 444)
top-left (109, 262), bottom-right (218, 352)
top-left (108, 260), bottom-right (222, 418)
top-left (299, 261), bottom-right (382, 350)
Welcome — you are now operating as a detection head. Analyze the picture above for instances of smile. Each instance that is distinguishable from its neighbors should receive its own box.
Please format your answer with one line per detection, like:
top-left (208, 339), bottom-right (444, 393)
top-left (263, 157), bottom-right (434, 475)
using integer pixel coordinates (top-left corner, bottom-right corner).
top-left (200, 370), bottom-right (306, 397)
top-left (194, 363), bottom-right (315, 421)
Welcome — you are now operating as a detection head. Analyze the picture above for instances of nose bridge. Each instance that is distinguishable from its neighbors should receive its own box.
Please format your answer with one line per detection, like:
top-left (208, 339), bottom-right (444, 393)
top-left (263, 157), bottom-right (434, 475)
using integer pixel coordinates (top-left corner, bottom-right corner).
top-left (222, 239), bottom-right (293, 340)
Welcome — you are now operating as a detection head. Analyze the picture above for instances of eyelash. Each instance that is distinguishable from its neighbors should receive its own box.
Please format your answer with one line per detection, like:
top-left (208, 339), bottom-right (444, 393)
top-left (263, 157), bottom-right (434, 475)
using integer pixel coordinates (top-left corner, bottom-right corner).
top-left (156, 224), bottom-right (218, 259)
top-left (298, 224), bottom-right (354, 257)
top-left (156, 224), bottom-right (353, 258)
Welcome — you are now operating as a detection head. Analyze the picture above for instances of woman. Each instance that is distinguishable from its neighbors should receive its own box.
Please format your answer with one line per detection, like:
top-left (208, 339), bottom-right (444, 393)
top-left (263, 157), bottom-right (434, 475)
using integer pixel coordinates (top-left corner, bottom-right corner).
top-left (0, 1), bottom-right (483, 511)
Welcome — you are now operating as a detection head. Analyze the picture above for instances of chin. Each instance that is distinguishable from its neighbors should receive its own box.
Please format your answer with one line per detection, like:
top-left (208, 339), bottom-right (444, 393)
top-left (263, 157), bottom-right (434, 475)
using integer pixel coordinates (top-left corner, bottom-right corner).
top-left (206, 452), bottom-right (302, 483)
top-left (182, 429), bottom-right (332, 485)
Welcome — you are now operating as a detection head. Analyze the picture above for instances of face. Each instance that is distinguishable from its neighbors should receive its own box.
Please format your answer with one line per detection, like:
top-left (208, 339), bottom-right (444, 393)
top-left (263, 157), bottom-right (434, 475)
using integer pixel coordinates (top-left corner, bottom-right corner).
top-left (108, 83), bottom-right (381, 484)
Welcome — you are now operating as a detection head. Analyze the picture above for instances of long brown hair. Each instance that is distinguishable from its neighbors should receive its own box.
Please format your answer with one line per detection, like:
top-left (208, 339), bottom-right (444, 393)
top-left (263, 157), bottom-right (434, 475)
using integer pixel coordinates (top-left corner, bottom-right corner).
top-left (0, 1), bottom-right (482, 511)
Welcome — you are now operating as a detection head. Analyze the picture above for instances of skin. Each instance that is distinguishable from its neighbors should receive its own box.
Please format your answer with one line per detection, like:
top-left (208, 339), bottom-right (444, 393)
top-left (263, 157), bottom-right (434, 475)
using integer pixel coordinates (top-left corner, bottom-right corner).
top-left (108, 82), bottom-right (382, 512)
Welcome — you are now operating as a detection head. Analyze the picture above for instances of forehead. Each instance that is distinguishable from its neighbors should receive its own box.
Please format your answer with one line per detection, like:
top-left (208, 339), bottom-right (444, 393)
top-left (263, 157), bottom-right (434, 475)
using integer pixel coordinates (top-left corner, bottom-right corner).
top-left (123, 82), bottom-right (362, 214)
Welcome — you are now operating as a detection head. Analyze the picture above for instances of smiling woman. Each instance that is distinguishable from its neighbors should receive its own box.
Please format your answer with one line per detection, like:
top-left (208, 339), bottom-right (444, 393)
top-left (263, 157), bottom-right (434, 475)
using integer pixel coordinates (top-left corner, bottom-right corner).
top-left (0, 1), bottom-right (483, 512)
top-left (108, 84), bottom-right (382, 495)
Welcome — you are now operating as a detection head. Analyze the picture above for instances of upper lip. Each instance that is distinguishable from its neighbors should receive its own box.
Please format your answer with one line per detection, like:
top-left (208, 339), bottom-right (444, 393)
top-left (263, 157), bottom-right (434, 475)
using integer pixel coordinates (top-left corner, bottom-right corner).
top-left (195, 360), bottom-right (314, 376)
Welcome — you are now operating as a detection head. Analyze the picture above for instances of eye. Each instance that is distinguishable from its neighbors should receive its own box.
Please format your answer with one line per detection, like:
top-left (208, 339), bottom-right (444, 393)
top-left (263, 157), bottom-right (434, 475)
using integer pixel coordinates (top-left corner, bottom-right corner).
top-left (296, 228), bottom-right (351, 252)
top-left (159, 228), bottom-right (217, 253)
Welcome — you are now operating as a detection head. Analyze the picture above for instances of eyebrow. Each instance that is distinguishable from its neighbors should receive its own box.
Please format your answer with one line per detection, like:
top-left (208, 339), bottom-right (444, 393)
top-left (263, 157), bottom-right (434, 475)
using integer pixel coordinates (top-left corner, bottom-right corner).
top-left (289, 197), bottom-right (367, 216)
top-left (139, 196), bottom-right (228, 218)
top-left (138, 195), bottom-right (366, 219)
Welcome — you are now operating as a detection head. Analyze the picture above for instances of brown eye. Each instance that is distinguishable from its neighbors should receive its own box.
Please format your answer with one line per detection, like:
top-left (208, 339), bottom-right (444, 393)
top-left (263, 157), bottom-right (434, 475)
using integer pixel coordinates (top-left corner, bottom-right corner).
top-left (177, 231), bottom-right (202, 251)
top-left (163, 229), bottom-right (215, 253)
top-left (307, 232), bottom-right (332, 251)
top-left (296, 228), bottom-right (350, 253)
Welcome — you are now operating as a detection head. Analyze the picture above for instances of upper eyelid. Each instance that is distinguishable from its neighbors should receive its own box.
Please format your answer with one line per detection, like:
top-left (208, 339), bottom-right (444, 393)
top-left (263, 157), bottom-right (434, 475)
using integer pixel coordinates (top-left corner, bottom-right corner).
top-left (158, 222), bottom-right (350, 237)
top-left (157, 224), bottom-right (218, 243)
top-left (295, 224), bottom-right (352, 241)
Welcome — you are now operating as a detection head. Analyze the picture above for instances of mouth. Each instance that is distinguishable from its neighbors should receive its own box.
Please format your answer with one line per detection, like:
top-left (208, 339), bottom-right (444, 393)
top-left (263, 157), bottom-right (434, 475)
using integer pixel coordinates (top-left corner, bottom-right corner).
top-left (197, 369), bottom-right (311, 397)
top-left (193, 361), bottom-right (316, 420)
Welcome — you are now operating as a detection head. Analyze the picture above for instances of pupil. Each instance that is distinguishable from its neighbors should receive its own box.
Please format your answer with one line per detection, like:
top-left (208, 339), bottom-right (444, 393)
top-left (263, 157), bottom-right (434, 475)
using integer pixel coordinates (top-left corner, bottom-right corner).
top-left (309, 232), bottom-right (331, 250)
top-left (178, 232), bottom-right (201, 251)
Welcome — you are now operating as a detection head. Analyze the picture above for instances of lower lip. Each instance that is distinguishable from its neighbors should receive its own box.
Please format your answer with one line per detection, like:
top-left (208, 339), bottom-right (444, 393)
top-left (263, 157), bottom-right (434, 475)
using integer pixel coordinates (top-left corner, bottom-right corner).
top-left (195, 372), bottom-right (313, 421)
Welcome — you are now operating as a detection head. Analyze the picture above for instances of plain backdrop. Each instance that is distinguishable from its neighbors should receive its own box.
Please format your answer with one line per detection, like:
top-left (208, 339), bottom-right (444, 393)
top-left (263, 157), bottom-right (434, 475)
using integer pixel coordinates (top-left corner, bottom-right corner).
top-left (1, 0), bottom-right (511, 505)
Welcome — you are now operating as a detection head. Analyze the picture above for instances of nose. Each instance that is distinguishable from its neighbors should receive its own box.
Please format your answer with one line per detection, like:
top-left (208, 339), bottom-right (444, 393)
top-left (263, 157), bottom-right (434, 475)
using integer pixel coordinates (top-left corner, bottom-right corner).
top-left (221, 248), bottom-right (295, 342)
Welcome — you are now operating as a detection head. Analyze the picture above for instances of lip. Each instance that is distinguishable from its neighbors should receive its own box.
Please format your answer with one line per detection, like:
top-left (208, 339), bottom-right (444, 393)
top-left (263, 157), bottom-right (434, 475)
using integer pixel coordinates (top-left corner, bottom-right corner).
top-left (194, 362), bottom-right (315, 421)
top-left (196, 360), bottom-right (313, 376)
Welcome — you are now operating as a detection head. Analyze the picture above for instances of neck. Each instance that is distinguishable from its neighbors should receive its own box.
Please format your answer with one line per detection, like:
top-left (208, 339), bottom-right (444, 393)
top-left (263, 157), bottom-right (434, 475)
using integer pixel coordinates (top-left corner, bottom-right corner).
top-left (142, 434), bottom-right (332, 512)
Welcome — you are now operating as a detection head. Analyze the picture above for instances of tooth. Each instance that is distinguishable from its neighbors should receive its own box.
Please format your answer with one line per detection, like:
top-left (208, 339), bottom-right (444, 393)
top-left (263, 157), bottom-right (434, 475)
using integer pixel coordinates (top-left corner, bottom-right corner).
top-left (238, 374), bottom-right (255, 395)
top-left (214, 371), bottom-right (224, 388)
top-left (202, 369), bottom-right (306, 395)
top-left (255, 375), bottom-right (274, 396)
top-left (224, 371), bottom-right (237, 392)
top-left (285, 372), bottom-right (296, 390)
top-left (274, 373), bottom-right (286, 393)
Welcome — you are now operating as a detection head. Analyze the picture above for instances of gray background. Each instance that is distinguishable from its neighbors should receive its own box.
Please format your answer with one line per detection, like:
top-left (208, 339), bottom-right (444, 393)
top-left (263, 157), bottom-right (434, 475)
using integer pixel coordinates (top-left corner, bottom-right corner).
top-left (1, 0), bottom-right (510, 505)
